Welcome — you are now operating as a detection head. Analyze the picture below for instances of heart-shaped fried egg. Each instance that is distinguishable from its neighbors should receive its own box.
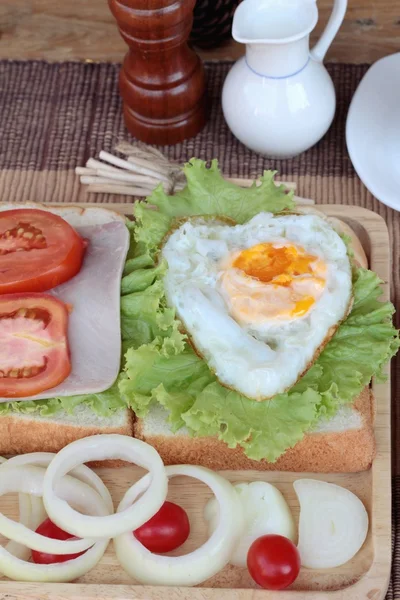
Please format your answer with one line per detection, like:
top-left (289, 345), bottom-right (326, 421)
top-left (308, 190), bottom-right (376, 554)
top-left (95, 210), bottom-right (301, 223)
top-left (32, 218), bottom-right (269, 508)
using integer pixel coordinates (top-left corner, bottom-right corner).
top-left (161, 213), bottom-right (352, 400)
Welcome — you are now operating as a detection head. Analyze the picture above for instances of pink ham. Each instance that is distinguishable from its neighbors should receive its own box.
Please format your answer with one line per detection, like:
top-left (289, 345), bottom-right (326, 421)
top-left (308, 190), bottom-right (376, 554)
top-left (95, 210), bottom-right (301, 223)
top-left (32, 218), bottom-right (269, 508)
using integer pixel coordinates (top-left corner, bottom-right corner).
top-left (0, 206), bottom-right (129, 401)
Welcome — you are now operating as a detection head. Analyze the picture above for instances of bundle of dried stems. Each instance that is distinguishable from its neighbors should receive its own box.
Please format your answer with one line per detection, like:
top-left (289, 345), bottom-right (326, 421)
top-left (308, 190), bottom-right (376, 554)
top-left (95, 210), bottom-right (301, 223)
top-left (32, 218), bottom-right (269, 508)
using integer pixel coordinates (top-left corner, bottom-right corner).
top-left (76, 142), bottom-right (314, 205)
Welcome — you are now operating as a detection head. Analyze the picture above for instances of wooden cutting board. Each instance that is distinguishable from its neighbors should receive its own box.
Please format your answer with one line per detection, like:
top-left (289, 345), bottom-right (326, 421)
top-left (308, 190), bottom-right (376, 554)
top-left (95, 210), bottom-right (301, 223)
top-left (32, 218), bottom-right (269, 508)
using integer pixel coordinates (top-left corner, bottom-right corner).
top-left (0, 203), bottom-right (391, 600)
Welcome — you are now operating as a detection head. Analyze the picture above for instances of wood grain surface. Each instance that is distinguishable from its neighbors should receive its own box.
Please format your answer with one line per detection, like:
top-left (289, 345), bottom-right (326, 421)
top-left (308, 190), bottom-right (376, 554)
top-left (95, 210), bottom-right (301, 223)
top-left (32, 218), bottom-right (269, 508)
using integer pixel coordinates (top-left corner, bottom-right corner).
top-left (0, 203), bottom-right (392, 600)
top-left (0, 0), bottom-right (399, 63)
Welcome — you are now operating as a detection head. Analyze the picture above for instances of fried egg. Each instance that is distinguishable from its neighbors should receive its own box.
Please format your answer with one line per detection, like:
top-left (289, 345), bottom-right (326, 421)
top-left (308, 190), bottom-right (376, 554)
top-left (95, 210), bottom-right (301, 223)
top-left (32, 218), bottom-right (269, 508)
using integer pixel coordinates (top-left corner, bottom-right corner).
top-left (162, 213), bottom-right (352, 400)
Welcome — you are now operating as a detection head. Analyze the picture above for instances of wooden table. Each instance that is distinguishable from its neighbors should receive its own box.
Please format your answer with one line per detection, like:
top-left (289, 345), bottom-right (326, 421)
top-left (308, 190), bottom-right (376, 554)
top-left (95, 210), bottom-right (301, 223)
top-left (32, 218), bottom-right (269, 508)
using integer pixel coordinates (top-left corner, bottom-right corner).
top-left (0, 0), bottom-right (399, 63)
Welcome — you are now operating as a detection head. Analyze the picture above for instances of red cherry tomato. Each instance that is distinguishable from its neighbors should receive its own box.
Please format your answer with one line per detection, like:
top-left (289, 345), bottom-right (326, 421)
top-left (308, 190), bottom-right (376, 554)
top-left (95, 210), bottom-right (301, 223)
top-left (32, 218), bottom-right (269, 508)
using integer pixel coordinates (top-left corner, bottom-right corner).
top-left (31, 518), bottom-right (86, 564)
top-left (134, 501), bottom-right (190, 553)
top-left (247, 534), bottom-right (301, 590)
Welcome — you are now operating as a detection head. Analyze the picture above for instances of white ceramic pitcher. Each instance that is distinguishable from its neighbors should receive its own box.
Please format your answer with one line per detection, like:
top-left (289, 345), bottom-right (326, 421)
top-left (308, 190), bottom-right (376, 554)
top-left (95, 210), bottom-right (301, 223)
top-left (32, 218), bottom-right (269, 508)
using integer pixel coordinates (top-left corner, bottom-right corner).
top-left (222, 0), bottom-right (347, 158)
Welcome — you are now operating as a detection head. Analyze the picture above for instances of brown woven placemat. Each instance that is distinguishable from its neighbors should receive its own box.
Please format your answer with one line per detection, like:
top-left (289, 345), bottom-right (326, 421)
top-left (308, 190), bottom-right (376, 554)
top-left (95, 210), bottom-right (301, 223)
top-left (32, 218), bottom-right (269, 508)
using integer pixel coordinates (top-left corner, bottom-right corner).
top-left (0, 60), bottom-right (399, 597)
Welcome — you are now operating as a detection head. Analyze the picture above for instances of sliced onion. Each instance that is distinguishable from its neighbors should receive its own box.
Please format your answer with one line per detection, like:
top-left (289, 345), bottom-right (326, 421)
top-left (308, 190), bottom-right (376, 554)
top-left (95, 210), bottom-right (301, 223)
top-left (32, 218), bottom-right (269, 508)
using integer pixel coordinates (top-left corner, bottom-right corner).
top-left (0, 453), bottom-right (108, 561)
top-left (114, 465), bottom-right (244, 586)
top-left (0, 453), bottom-right (55, 469)
top-left (294, 479), bottom-right (369, 569)
top-left (0, 457), bottom-right (33, 561)
top-left (29, 496), bottom-right (47, 530)
top-left (8, 495), bottom-right (46, 560)
top-left (0, 539), bottom-right (109, 583)
top-left (0, 465), bottom-right (107, 554)
top-left (0, 452), bottom-right (113, 514)
top-left (0, 463), bottom-right (110, 582)
top-left (43, 434), bottom-right (167, 539)
top-left (204, 481), bottom-right (296, 567)
top-left (5, 493), bottom-right (32, 562)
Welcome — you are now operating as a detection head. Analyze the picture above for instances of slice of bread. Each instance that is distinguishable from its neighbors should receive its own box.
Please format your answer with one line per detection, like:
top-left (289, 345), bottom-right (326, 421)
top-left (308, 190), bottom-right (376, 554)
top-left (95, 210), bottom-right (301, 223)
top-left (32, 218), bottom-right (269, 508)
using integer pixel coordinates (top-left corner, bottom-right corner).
top-left (0, 405), bottom-right (133, 456)
top-left (134, 387), bottom-right (375, 473)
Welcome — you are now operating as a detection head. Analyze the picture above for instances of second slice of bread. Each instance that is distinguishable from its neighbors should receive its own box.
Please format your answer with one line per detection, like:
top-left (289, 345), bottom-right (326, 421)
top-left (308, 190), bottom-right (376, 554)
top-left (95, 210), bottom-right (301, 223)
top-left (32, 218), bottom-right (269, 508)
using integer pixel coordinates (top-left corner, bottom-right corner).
top-left (135, 387), bottom-right (375, 473)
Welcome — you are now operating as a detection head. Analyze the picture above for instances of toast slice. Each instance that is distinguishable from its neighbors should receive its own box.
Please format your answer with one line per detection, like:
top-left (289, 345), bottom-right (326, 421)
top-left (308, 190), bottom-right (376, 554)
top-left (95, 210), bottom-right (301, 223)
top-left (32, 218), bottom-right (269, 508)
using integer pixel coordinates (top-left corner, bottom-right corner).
top-left (134, 387), bottom-right (376, 473)
top-left (0, 405), bottom-right (133, 455)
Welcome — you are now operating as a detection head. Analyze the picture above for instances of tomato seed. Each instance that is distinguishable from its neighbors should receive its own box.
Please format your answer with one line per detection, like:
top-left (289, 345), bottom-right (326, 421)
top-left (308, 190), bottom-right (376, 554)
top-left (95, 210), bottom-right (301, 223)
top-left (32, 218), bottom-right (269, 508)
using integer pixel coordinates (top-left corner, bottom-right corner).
top-left (0, 222), bottom-right (47, 255)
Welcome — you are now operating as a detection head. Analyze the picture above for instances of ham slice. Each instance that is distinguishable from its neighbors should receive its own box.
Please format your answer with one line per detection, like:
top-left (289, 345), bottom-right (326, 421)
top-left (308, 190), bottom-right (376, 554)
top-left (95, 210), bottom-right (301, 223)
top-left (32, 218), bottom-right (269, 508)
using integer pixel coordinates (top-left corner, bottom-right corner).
top-left (0, 205), bottom-right (129, 401)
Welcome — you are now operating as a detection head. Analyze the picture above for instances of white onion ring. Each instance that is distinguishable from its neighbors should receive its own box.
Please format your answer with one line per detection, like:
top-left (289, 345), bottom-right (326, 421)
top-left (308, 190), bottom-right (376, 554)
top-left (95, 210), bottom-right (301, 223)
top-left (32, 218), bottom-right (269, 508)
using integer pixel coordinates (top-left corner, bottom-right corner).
top-left (5, 493), bottom-right (32, 562)
top-left (0, 466), bottom-right (108, 554)
top-left (0, 453), bottom-right (108, 561)
top-left (0, 463), bottom-right (110, 582)
top-left (0, 453), bottom-right (113, 514)
top-left (0, 457), bottom-right (33, 561)
top-left (0, 539), bottom-right (109, 583)
top-left (114, 465), bottom-right (244, 586)
top-left (28, 496), bottom-right (47, 531)
top-left (43, 434), bottom-right (168, 539)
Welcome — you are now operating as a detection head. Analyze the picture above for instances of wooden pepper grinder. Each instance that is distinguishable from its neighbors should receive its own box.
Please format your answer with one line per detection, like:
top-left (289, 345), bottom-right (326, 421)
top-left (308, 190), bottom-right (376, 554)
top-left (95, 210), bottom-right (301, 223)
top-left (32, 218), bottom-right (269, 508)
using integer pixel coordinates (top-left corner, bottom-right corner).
top-left (108, 0), bottom-right (208, 145)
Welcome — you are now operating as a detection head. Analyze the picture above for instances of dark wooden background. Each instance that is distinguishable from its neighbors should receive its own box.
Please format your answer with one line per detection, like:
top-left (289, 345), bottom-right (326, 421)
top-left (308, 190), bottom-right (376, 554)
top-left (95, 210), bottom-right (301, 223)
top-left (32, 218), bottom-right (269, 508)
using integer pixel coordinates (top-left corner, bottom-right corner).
top-left (0, 0), bottom-right (399, 63)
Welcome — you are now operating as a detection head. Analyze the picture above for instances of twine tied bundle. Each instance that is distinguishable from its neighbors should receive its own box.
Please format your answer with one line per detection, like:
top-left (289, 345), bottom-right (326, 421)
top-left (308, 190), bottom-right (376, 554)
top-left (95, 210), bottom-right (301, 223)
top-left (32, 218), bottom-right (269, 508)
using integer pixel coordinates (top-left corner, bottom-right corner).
top-left (75, 142), bottom-right (186, 197)
top-left (76, 142), bottom-right (313, 205)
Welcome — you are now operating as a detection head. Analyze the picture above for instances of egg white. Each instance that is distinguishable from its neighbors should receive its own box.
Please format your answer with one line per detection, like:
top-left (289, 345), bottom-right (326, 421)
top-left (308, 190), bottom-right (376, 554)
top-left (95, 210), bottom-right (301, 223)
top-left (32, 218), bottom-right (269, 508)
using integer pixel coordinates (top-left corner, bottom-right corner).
top-left (161, 213), bottom-right (352, 400)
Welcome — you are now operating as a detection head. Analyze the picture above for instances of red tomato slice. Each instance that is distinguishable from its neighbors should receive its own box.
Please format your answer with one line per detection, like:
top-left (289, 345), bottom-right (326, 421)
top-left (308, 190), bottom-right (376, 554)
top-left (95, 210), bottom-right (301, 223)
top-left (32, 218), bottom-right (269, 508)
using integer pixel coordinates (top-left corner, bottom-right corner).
top-left (0, 209), bottom-right (86, 293)
top-left (31, 518), bottom-right (86, 564)
top-left (134, 501), bottom-right (190, 553)
top-left (247, 534), bottom-right (301, 591)
top-left (0, 293), bottom-right (71, 398)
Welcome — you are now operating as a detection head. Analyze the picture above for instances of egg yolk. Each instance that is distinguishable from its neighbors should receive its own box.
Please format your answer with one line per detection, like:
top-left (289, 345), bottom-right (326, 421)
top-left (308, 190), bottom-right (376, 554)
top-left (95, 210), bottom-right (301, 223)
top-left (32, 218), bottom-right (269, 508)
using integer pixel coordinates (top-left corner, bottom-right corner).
top-left (233, 243), bottom-right (317, 282)
top-left (225, 243), bottom-right (326, 320)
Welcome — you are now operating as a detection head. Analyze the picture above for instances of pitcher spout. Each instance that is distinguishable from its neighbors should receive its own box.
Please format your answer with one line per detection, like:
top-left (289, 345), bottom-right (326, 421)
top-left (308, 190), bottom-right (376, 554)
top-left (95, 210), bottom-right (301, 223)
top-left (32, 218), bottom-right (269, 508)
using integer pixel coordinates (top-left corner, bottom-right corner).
top-left (232, 0), bottom-right (318, 45)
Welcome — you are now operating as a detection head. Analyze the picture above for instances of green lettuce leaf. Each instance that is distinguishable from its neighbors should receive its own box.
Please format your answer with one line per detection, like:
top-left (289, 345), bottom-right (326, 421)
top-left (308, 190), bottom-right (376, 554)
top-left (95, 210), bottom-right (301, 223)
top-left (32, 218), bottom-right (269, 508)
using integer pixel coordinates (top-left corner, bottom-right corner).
top-left (316, 268), bottom-right (400, 397)
top-left (0, 379), bottom-right (126, 418)
top-left (132, 159), bottom-right (295, 258)
top-left (147, 159), bottom-right (295, 222)
top-left (120, 279), bottom-right (186, 355)
top-left (184, 383), bottom-right (321, 461)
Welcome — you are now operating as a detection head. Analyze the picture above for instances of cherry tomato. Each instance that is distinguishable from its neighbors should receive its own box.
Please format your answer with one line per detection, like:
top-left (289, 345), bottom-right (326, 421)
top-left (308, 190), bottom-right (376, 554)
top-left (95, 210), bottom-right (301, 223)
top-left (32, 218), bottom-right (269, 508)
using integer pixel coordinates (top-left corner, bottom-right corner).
top-left (0, 293), bottom-right (71, 397)
top-left (0, 209), bottom-right (86, 294)
top-left (31, 518), bottom-right (86, 564)
top-left (247, 534), bottom-right (301, 590)
top-left (134, 501), bottom-right (190, 553)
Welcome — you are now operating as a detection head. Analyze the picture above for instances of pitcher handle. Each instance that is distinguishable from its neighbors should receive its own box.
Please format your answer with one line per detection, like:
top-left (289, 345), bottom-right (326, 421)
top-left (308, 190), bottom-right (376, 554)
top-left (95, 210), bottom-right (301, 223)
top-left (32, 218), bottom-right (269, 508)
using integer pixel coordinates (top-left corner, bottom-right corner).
top-left (310, 0), bottom-right (348, 62)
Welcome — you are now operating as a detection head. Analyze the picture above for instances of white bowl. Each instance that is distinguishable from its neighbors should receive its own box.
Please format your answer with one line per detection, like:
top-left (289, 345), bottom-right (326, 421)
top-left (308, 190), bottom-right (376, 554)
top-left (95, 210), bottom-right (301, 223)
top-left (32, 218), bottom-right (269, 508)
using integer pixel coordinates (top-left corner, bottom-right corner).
top-left (346, 53), bottom-right (400, 212)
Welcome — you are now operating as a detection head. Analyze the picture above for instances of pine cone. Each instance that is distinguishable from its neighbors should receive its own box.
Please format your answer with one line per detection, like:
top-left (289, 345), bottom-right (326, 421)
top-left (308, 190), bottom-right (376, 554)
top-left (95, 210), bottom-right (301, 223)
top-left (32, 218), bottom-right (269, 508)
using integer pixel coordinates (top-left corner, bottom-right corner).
top-left (190, 0), bottom-right (240, 49)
